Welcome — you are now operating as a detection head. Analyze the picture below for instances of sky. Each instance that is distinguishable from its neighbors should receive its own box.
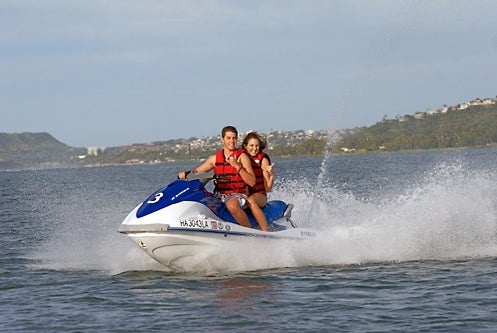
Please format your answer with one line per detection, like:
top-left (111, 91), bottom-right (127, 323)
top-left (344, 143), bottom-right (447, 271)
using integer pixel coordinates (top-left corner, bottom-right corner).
top-left (2, 0), bottom-right (497, 147)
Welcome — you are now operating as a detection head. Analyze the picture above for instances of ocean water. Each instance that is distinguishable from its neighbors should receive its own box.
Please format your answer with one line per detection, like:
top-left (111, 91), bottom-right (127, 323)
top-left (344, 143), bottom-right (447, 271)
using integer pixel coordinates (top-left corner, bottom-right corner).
top-left (2, 148), bottom-right (497, 332)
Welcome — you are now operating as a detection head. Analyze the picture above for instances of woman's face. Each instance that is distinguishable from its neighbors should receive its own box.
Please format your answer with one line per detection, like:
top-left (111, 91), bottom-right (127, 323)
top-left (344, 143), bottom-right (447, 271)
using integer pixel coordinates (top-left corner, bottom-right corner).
top-left (244, 138), bottom-right (260, 157)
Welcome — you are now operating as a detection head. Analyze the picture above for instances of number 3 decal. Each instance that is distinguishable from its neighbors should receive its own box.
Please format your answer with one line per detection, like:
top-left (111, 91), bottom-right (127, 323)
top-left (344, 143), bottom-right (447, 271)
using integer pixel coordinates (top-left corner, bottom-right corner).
top-left (147, 192), bottom-right (163, 204)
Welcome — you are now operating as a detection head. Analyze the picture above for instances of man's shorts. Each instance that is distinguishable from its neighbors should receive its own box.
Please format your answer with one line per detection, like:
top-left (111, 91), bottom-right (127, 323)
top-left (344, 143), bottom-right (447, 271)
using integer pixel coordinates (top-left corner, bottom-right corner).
top-left (214, 193), bottom-right (248, 209)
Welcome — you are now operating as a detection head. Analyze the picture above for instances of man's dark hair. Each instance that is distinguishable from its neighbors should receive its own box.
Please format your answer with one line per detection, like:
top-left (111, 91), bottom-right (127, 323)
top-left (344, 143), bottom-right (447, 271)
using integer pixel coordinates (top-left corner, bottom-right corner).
top-left (221, 126), bottom-right (238, 138)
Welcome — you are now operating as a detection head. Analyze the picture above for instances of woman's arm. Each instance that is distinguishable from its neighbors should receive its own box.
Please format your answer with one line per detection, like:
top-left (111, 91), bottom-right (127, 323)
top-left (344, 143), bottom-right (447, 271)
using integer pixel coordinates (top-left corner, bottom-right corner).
top-left (231, 153), bottom-right (256, 187)
top-left (261, 157), bottom-right (275, 192)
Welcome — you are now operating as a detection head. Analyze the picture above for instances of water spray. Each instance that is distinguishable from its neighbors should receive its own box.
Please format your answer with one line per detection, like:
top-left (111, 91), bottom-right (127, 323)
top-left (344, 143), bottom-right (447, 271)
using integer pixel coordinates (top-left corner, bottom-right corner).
top-left (305, 128), bottom-right (339, 225)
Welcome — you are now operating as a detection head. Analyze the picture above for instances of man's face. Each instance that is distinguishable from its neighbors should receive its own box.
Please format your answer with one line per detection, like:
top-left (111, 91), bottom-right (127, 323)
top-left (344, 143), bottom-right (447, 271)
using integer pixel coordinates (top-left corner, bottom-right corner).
top-left (222, 131), bottom-right (238, 151)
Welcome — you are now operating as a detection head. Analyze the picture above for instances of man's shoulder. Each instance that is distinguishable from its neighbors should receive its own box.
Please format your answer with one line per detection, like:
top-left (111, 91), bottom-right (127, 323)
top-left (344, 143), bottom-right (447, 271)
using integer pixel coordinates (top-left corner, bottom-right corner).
top-left (210, 150), bottom-right (222, 161)
top-left (233, 148), bottom-right (247, 156)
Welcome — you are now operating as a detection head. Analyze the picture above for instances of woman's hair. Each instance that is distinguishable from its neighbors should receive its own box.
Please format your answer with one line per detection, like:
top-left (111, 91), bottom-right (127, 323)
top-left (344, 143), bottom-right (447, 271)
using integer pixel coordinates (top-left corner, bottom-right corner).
top-left (242, 131), bottom-right (267, 151)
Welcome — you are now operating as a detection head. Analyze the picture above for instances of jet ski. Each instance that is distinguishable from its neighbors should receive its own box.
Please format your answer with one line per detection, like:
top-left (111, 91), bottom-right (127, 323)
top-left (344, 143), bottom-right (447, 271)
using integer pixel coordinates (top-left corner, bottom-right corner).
top-left (118, 171), bottom-right (317, 266)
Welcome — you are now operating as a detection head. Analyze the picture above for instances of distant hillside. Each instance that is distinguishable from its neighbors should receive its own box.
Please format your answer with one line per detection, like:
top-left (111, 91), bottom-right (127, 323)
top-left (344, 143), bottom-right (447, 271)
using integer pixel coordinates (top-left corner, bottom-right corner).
top-left (334, 102), bottom-right (497, 152)
top-left (82, 129), bottom-right (330, 165)
top-left (0, 132), bottom-right (86, 169)
top-left (3, 95), bottom-right (497, 169)
top-left (0, 132), bottom-right (67, 151)
top-left (0, 130), bottom-right (329, 169)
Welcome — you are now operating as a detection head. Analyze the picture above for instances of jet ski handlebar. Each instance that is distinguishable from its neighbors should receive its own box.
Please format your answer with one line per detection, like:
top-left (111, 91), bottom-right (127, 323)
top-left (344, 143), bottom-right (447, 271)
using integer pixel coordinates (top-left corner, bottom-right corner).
top-left (184, 171), bottom-right (230, 185)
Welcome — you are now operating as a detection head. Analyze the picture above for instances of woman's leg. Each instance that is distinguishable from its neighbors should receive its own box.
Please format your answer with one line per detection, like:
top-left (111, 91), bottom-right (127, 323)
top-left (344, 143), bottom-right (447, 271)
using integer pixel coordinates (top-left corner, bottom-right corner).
top-left (247, 193), bottom-right (268, 231)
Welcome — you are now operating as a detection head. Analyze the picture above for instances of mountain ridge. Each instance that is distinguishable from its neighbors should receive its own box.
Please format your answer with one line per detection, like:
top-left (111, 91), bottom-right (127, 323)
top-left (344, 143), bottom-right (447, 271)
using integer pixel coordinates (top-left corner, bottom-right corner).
top-left (0, 129), bottom-right (329, 170)
top-left (3, 94), bottom-right (497, 170)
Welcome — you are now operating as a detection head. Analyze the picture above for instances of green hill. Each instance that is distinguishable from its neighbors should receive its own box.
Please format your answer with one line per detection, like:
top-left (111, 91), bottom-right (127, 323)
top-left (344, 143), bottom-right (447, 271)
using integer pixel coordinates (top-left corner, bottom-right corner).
top-left (3, 99), bottom-right (497, 169)
top-left (333, 102), bottom-right (497, 152)
top-left (0, 132), bottom-right (85, 169)
top-left (0, 130), bottom-right (328, 169)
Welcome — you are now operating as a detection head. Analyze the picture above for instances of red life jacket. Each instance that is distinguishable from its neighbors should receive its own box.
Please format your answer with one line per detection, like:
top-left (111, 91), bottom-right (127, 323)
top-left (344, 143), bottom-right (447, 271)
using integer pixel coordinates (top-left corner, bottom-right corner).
top-left (213, 149), bottom-right (248, 194)
top-left (248, 152), bottom-right (270, 195)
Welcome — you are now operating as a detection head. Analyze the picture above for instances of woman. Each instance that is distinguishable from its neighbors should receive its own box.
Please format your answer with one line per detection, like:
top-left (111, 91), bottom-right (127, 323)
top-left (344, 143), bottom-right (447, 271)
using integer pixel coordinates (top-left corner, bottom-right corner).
top-left (242, 132), bottom-right (275, 231)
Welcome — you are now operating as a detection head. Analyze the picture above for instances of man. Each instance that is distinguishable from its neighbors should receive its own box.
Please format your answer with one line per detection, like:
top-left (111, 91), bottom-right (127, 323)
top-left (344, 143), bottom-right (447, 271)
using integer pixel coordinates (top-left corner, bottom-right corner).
top-left (178, 125), bottom-right (260, 229)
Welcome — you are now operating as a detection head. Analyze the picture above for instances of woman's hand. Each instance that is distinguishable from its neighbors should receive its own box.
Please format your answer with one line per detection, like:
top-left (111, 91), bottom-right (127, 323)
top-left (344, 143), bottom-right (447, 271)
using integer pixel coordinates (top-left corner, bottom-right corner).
top-left (228, 156), bottom-right (242, 172)
top-left (265, 163), bottom-right (275, 175)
